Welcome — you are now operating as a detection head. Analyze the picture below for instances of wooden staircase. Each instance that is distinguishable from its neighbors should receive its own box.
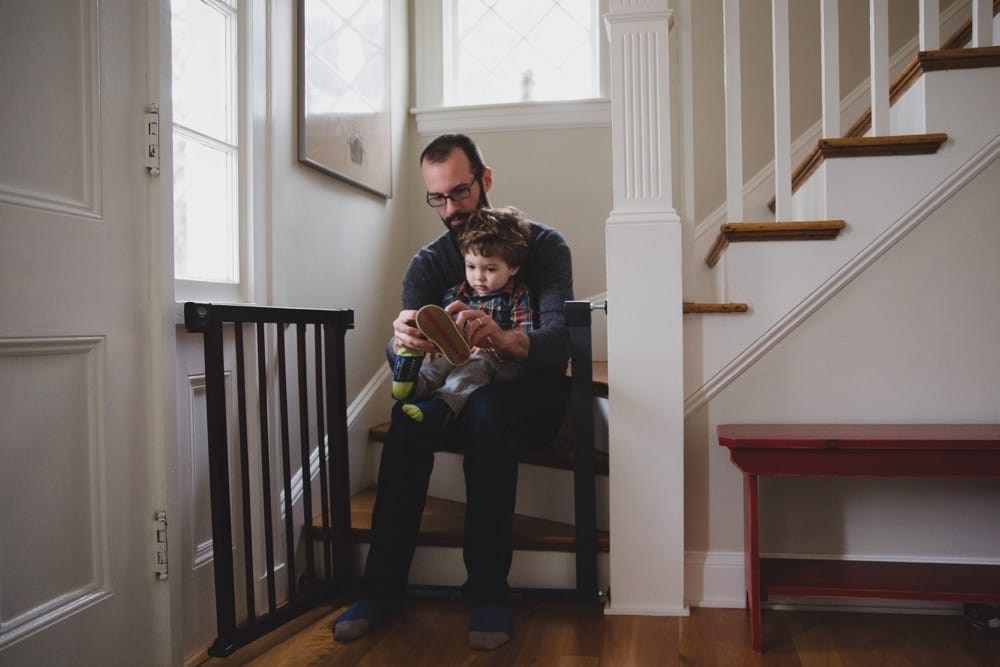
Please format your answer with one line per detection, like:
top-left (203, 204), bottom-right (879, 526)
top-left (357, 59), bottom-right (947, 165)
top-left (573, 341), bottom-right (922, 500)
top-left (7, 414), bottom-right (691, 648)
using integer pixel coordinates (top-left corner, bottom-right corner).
top-left (694, 7), bottom-right (999, 318)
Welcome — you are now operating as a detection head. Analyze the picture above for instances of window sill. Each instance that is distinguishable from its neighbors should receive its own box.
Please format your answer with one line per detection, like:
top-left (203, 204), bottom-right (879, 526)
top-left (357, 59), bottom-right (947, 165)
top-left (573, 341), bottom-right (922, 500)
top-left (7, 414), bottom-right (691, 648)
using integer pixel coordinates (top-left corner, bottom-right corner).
top-left (411, 98), bottom-right (611, 135)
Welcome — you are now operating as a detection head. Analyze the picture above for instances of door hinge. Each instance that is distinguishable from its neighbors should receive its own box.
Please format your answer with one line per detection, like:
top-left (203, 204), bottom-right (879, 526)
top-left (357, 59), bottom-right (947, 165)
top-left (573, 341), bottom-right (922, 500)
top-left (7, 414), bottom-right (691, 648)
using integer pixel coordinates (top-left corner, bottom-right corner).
top-left (154, 510), bottom-right (168, 580)
top-left (145, 104), bottom-right (160, 176)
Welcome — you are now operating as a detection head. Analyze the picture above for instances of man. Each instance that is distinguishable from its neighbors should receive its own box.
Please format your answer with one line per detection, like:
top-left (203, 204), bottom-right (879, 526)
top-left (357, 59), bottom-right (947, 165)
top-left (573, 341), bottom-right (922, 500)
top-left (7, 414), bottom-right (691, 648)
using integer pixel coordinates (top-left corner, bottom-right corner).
top-left (333, 133), bottom-right (573, 650)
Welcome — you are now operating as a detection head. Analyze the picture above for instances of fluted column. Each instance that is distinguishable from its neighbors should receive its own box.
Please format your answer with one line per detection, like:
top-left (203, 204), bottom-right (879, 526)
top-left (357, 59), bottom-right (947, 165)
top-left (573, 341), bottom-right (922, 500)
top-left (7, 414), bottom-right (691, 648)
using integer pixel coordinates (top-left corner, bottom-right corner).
top-left (604, 0), bottom-right (687, 616)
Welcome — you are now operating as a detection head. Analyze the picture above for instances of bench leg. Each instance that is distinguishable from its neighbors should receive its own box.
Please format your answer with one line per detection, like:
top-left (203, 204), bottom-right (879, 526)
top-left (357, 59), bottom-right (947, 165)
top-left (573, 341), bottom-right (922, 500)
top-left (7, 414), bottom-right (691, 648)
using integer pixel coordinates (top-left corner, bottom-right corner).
top-left (744, 473), bottom-right (762, 654)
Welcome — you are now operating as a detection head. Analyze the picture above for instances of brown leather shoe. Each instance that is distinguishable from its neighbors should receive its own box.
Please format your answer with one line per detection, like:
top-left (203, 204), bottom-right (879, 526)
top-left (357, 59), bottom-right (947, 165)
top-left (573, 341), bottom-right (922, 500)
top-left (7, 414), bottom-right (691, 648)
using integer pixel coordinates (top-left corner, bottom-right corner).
top-left (415, 304), bottom-right (471, 366)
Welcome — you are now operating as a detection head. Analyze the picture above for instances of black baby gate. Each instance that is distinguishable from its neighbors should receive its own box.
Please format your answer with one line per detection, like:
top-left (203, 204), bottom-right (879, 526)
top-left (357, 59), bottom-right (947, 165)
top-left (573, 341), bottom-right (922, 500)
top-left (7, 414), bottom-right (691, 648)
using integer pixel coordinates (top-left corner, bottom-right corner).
top-left (185, 299), bottom-right (604, 656)
top-left (184, 302), bottom-right (354, 657)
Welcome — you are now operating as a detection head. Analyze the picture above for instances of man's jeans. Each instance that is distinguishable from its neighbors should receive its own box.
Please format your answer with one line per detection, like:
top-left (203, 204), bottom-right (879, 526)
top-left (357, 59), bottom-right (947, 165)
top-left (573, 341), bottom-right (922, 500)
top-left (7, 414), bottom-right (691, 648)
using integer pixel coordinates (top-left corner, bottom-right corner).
top-left (361, 371), bottom-right (565, 603)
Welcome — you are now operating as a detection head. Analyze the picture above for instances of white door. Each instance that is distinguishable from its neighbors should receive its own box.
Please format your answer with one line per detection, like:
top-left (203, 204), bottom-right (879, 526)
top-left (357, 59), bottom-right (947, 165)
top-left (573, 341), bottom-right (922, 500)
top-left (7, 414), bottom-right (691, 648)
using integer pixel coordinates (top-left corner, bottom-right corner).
top-left (0, 1), bottom-right (168, 665)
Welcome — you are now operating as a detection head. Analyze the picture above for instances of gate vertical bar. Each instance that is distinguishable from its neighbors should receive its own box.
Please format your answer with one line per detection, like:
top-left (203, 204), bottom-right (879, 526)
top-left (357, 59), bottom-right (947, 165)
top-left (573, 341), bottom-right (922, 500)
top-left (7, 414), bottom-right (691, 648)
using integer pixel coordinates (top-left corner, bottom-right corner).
top-left (256, 322), bottom-right (278, 611)
top-left (202, 311), bottom-right (237, 647)
top-left (314, 325), bottom-right (333, 581)
top-left (566, 301), bottom-right (598, 601)
top-left (276, 326), bottom-right (298, 602)
top-left (233, 323), bottom-right (256, 623)
top-left (296, 324), bottom-right (316, 580)
top-left (324, 322), bottom-right (353, 587)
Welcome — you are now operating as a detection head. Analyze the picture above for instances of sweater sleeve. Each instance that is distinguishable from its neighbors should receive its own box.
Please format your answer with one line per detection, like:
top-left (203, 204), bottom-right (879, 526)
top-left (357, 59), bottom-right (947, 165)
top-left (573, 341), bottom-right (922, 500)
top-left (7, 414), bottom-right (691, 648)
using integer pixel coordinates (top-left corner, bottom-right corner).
top-left (522, 223), bottom-right (573, 369)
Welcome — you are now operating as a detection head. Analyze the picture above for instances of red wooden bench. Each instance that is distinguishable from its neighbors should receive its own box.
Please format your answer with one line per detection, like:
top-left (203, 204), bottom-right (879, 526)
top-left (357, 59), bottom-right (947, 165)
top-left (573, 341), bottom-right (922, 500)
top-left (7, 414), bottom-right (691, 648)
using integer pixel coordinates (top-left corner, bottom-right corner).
top-left (717, 423), bottom-right (1000, 654)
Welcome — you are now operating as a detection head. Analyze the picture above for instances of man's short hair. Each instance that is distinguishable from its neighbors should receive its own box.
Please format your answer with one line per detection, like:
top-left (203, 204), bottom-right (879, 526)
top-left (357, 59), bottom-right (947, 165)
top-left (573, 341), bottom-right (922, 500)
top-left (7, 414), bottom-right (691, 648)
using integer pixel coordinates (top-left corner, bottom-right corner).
top-left (459, 206), bottom-right (530, 268)
top-left (420, 133), bottom-right (487, 178)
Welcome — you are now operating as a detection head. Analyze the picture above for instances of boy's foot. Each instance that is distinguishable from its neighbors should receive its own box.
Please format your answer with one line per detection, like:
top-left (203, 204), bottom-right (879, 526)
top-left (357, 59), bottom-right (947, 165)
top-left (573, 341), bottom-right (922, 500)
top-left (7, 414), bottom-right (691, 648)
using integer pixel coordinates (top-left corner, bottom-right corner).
top-left (415, 304), bottom-right (471, 366)
top-left (467, 603), bottom-right (513, 651)
top-left (332, 599), bottom-right (392, 642)
top-left (391, 347), bottom-right (424, 400)
top-left (401, 398), bottom-right (452, 430)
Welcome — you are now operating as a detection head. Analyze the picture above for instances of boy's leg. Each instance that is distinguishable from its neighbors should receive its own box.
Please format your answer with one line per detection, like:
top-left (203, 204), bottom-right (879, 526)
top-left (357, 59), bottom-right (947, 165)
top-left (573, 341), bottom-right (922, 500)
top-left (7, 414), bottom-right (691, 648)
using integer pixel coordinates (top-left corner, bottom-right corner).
top-left (404, 356), bottom-right (493, 426)
top-left (391, 347), bottom-right (424, 400)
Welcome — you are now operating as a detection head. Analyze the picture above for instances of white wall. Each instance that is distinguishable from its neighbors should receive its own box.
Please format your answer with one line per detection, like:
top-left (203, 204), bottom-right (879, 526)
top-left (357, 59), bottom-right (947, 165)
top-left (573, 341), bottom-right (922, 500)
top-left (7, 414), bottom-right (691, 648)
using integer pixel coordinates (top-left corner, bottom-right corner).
top-left (685, 157), bottom-right (1000, 604)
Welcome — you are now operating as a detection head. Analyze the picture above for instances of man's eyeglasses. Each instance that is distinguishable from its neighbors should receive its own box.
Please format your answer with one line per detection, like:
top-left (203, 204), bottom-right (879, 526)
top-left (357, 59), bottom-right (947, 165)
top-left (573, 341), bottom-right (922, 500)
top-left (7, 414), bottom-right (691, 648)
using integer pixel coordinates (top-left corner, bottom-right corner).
top-left (426, 177), bottom-right (478, 208)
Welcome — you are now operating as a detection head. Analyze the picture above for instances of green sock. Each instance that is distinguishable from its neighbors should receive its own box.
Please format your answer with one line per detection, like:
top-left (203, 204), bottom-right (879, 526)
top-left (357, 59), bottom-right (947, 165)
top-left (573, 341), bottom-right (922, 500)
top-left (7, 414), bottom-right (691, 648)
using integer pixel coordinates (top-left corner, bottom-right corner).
top-left (401, 399), bottom-right (452, 429)
top-left (391, 347), bottom-right (424, 400)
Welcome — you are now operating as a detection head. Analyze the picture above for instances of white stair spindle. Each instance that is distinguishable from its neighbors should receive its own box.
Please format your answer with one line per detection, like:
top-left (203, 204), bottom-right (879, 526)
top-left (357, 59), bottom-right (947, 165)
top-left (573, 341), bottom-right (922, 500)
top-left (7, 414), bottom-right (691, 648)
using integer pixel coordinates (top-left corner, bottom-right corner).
top-left (772, 0), bottom-right (792, 219)
top-left (869, 0), bottom-right (890, 136)
top-left (724, 0), bottom-right (743, 222)
top-left (821, 0), bottom-right (841, 138)
top-left (972, 0), bottom-right (994, 47)
top-left (919, 0), bottom-right (939, 51)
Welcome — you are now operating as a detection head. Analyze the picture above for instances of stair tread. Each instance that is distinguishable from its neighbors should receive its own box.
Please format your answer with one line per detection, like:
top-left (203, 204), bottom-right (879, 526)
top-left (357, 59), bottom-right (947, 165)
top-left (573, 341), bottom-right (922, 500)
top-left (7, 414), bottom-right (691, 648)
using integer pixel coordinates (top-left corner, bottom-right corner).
top-left (706, 220), bottom-right (846, 268)
top-left (311, 486), bottom-right (610, 553)
top-left (683, 302), bottom-right (749, 314)
top-left (368, 421), bottom-right (610, 475)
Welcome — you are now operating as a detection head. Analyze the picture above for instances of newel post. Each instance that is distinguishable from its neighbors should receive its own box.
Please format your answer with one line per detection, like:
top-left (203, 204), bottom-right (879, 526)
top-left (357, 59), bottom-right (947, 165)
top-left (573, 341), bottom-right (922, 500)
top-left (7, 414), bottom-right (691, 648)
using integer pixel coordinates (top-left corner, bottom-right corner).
top-left (604, 0), bottom-right (687, 616)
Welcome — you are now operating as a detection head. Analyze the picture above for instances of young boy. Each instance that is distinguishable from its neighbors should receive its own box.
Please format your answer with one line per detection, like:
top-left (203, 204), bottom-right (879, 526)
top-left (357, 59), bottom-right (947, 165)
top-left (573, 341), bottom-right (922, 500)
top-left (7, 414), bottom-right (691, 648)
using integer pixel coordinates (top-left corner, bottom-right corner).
top-left (391, 206), bottom-right (534, 429)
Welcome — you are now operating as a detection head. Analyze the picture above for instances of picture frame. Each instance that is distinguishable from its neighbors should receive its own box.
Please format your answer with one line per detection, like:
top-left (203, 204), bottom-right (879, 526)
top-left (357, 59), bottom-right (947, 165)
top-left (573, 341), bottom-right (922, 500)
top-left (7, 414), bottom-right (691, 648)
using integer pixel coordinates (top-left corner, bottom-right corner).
top-left (297, 0), bottom-right (392, 198)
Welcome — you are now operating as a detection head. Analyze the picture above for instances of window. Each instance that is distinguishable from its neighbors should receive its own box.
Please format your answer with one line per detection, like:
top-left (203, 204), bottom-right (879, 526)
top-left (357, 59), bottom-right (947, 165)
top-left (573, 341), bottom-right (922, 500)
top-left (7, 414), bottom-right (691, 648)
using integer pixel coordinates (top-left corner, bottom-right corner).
top-left (413, 0), bottom-right (609, 134)
top-left (171, 0), bottom-right (247, 302)
top-left (446, 0), bottom-right (600, 106)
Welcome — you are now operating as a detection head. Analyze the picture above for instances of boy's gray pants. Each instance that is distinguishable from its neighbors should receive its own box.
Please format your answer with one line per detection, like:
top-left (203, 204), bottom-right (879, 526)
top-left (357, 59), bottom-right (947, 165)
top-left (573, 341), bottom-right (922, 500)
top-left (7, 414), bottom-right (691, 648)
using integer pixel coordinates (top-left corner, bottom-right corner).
top-left (413, 353), bottom-right (526, 416)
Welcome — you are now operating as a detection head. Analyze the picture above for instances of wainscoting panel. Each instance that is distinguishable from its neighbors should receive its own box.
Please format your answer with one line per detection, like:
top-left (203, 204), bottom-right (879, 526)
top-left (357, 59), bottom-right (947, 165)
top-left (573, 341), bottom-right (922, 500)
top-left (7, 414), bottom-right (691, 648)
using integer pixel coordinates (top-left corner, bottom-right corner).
top-left (0, 336), bottom-right (109, 647)
top-left (0, 0), bottom-right (102, 219)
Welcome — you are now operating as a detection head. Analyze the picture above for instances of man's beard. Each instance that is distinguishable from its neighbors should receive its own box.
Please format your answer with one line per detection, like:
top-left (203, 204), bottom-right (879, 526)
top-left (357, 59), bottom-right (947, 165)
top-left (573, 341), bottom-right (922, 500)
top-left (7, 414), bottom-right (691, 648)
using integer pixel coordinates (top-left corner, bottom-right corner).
top-left (441, 188), bottom-right (491, 234)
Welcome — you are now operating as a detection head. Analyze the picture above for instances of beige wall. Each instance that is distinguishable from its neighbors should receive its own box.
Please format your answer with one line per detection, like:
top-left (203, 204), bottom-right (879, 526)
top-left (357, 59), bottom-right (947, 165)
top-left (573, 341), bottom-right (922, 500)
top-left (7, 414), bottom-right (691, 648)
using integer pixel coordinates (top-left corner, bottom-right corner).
top-left (404, 127), bottom-right (613, 303)
top-left (266, 0), bottom-right (414, 400)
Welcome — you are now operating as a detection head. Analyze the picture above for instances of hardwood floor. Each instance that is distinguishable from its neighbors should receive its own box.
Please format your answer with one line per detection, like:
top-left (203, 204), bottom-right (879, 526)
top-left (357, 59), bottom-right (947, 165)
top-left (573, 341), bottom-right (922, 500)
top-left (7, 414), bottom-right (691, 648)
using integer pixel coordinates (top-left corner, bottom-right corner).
top-left (190, 600), bottom-right (1000, 666)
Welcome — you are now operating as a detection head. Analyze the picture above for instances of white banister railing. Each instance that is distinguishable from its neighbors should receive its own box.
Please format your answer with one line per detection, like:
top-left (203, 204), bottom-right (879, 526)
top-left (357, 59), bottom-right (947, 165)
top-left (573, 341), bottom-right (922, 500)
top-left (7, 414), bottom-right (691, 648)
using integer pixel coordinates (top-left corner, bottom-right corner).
top-left (771, 0), bottom-right (793, 218)
top-left (920, 0), bottom-right (940, 50)
top-left (821, 0), bottom-right (841, 138)
top-left (973, 0), bottom-right (994, 46)
top-left (709, 1), bottom-right (988, 232)
top-left (870, 0), bottom-right (891, 136)
top-left (723, 0), bottom-right (743, 221)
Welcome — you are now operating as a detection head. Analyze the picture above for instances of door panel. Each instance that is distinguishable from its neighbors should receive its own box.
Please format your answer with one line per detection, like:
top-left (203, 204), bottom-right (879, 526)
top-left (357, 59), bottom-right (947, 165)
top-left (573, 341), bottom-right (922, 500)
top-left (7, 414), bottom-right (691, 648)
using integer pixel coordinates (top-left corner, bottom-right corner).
top-left (0, 1), bottom-right (163, 664)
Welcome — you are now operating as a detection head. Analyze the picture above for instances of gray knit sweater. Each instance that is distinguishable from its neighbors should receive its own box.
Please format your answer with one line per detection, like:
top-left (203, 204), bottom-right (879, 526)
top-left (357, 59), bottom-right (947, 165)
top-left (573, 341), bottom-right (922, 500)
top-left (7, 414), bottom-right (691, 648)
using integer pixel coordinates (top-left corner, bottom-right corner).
top-left (400, 220), bottom-right (574, 371)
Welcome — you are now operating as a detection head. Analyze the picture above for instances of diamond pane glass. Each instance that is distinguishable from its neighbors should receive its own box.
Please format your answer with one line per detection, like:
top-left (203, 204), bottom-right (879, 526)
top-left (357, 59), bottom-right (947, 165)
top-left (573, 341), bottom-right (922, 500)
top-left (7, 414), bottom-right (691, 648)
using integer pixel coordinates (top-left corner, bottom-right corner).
top-left (450, 0), bottom-right (598, 105)
top-left (304, 0), bottom-right (386, 115)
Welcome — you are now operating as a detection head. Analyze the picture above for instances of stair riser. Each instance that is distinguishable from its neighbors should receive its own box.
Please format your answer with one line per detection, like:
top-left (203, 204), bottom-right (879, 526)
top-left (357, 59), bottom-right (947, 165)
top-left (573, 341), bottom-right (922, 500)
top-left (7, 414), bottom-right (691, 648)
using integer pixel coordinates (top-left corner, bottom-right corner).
top-left (424, 450), bottom-right (610, 530)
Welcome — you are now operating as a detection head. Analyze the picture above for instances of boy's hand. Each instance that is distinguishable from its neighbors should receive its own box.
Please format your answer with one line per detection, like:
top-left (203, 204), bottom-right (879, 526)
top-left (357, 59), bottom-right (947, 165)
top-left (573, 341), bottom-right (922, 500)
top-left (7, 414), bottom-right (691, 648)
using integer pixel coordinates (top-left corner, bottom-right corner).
top-left (391, 309), bottom-right (436, 354)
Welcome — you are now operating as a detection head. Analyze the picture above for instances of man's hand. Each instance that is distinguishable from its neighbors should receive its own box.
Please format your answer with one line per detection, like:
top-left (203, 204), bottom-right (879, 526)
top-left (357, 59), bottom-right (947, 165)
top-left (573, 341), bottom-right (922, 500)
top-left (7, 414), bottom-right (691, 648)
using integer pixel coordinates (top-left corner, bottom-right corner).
top-left (446, 302), bottom-right (530, 361)
top-left (391, 309), bottom-right (436, 355)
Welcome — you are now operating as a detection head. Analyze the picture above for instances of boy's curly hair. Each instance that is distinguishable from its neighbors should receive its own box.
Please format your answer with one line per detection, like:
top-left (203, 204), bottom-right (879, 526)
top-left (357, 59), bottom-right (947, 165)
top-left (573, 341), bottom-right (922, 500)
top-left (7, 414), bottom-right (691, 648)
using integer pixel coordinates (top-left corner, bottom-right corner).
top-left (458, 206), bottom-right (530, 268)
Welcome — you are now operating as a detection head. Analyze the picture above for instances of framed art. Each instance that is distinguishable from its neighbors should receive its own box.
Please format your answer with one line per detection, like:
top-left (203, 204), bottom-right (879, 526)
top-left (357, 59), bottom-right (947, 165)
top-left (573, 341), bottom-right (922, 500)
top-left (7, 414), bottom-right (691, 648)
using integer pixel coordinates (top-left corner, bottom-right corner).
top-left (297, 0), bottom-right (391, 197)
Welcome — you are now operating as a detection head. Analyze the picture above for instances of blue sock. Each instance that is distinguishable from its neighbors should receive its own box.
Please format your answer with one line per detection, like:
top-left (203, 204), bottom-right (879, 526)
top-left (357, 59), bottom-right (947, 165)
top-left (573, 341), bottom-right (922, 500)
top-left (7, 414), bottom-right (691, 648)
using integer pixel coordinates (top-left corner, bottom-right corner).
top-left (468, 603), bottom-right (513, 650)
top-left (332, 599), bottom-right (392, 642)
